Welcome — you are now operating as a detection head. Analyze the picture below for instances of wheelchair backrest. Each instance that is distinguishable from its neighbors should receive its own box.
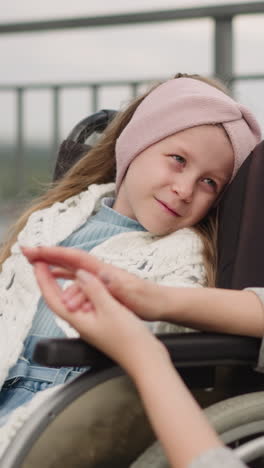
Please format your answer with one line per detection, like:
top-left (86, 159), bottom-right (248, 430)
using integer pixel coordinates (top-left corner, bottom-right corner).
top-left (217, 140), bottom-right (264, 289)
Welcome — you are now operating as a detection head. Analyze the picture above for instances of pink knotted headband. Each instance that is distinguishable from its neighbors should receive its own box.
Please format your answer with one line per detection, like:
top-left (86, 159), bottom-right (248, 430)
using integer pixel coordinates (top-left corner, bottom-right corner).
top-left (115, 78), bottom-right (262, 192)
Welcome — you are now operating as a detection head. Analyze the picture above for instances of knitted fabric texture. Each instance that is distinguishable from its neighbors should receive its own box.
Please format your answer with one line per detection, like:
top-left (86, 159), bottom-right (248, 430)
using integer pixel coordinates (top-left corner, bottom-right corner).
top-left (115, 77), bottom-right (262, 191)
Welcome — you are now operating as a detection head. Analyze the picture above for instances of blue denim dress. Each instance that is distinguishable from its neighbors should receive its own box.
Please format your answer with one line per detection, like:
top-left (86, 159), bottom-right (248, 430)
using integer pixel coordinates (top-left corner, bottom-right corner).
top-left (0, 334), bottom-right (86, 427)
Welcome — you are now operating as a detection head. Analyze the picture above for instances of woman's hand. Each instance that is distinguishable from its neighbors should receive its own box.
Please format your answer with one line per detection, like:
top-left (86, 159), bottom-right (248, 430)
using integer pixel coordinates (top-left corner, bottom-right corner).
top-left (22, 246), bottom-right (172, 323)
top-left (31, 261), bottom-right (166, 374)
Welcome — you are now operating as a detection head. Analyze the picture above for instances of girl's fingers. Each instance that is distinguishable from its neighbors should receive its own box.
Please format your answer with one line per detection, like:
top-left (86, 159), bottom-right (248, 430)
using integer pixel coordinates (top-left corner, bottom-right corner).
top-left (35, 264), bottom-right (150, 369)
top-left (76, 269), bottom-right (117, 310)
top-left (22, 246), bottom-right (158, 320)
top-left (61, 283), bottom-right (88, 312)
top-left (22, 246), bottom-right (135, 302)
top-left (66, 290), bottom-right (88, 312)
top-left (51, 267), bottom-right (75, 280)
top-left (22, 246), bottom-right (129, 298)
top-left (22, 246), bottom-right (102, 275)
top-left (34, 261), bottom-right (90, 316)
top-left (33, 262), bottom-right (69, 318)
top-left (61, 283), bottom-right (81, 302)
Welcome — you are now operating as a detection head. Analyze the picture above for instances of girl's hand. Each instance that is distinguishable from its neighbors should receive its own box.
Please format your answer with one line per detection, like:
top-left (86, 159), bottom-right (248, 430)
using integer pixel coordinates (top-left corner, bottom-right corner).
top-left (33, 261), bottom-right (163, 374)
top-left (22, 246), bottom-right (171, 322)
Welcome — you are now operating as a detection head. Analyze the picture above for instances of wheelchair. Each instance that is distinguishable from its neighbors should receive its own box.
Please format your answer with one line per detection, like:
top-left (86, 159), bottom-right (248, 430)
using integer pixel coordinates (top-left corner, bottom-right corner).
top-left (1, 110), bottom-right (264, 468)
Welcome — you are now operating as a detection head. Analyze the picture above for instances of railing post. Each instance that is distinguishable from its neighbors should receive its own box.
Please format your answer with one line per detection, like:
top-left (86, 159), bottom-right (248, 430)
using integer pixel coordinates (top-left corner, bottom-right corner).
top-left (52, 86), bottom-right (60, 163)
top-left (214, 15), bottom-right (233, 91)
top-left (15, 87), bottom-right (24, 195)
top-left (130, 82), bottom-right (139, 98)
top-left (91, 84), bottom-right (99, 112)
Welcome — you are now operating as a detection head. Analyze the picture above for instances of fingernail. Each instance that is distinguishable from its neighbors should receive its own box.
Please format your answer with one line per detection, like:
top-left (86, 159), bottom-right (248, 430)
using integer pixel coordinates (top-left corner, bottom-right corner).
top-left (67, 300), bottom-right (78, 310)
top-left (76, 269), bottom-right (91, 282)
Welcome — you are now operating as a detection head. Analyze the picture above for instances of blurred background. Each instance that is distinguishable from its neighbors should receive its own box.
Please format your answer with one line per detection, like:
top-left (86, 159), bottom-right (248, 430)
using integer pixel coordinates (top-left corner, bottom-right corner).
top-left (0, 0), bottom-right (264, 239)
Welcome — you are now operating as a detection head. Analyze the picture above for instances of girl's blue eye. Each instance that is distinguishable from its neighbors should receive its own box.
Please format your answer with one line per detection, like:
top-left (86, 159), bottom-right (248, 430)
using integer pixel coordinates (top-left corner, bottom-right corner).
top-left (171, 155), bottom-right (185, 164)
top-left (203, 178), bottom-right (217, 188)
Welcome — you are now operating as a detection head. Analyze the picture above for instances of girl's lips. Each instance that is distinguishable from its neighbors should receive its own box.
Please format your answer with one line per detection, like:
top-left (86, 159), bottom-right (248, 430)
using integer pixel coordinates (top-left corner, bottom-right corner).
top-left (156, 198), bottom-right (181, 217)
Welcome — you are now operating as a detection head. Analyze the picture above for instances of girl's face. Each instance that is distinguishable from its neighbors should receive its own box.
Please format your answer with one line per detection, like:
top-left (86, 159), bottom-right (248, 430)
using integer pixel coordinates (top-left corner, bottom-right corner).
top-left (113, 125), bottom-right (234, 236)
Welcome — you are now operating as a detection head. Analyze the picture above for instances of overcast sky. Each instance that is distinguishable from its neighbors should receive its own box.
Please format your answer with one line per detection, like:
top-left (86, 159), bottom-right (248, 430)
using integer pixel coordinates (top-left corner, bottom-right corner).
top-left (0, 0), bottom-right (264, 141)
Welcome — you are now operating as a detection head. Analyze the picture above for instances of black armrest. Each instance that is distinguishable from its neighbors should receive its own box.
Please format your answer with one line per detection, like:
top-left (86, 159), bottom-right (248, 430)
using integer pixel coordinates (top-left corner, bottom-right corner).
top-left (33, 333), bottom-right (261, 369)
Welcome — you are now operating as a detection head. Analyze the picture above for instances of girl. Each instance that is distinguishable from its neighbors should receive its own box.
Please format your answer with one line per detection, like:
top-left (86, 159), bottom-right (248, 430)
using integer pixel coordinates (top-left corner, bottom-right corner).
top-left (24, 247), bottom-right (251, 468)
top-left (0, 74), bottom-right (261, 454)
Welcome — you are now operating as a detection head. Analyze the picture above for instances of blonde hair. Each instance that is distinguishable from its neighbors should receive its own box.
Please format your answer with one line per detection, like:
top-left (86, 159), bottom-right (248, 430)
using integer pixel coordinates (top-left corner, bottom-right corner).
top-left (0, 73), bottom-right (230, 285)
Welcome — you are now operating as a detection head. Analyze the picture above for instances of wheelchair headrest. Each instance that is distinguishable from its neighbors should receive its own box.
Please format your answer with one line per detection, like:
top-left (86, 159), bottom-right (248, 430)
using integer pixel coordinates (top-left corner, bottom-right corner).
top-left (67, 109), bottom-right (117, 144)
top-left (53, 109), bottom-right (116, 181)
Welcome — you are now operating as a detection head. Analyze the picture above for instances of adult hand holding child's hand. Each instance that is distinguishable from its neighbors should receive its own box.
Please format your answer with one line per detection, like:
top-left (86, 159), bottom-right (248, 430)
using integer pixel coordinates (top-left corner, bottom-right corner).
top-left (21, 246), bottom-right (169, 374)
top-left (22, 246), bottom-right (172, 323)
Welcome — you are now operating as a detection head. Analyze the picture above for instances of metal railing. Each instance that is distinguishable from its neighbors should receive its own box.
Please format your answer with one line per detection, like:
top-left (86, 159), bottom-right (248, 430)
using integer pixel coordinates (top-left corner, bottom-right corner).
top-left (0, 79), bottom-right (153, 196)
top-left (0, 74), bottom-right (263, 200)
top-left (0, 79), bottom-right (148, 162)
top-left (0, 3), bottom-right (264, 198)
top-left (1, 3), bottom-right (264, 82)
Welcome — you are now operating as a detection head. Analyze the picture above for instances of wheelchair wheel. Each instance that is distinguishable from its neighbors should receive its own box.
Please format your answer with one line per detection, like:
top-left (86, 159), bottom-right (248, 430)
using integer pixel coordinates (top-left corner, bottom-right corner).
top-left (1, 370), bottom-right (154, 468)
top-left (205, 391), bottom-right (264, 467)
top-left (131, 391), bottom-right (264, 468)
top-left (205, 391), bottom-right (264, 445)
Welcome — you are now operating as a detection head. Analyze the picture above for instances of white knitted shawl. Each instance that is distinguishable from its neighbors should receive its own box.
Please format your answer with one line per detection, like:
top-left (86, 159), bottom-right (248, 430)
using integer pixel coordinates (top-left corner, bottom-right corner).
top-left (0, 182), bottom-right (206, 456)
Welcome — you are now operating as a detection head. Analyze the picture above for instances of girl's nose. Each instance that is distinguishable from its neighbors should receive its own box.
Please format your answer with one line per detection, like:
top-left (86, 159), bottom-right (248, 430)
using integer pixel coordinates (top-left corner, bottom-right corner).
top-left (171, 179), bottom-right (194, 203)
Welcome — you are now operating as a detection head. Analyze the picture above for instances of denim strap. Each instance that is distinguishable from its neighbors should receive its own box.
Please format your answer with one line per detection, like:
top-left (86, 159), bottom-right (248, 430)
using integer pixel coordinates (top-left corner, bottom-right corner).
top-left (6, 359), bottom-right (83, 385)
